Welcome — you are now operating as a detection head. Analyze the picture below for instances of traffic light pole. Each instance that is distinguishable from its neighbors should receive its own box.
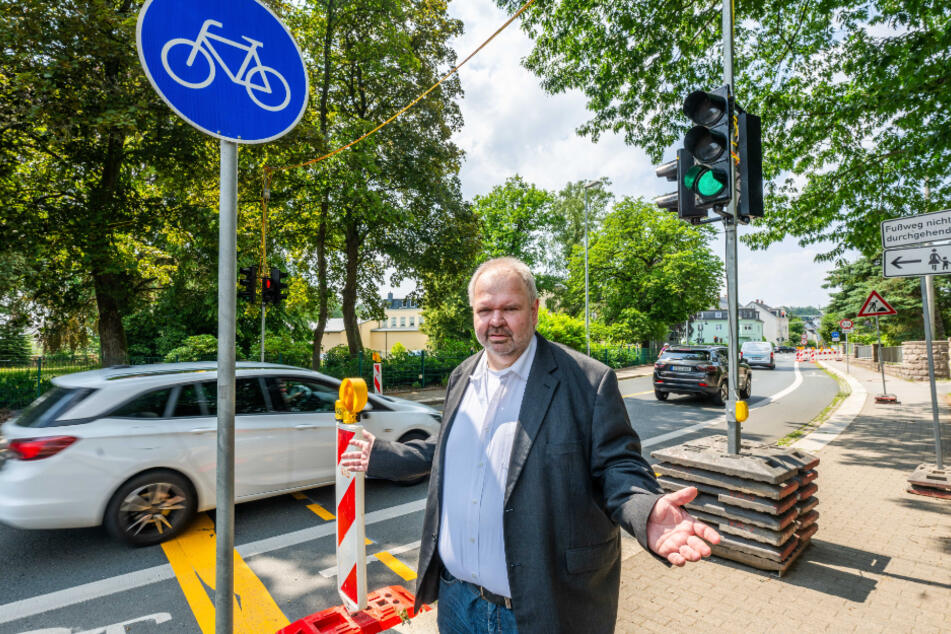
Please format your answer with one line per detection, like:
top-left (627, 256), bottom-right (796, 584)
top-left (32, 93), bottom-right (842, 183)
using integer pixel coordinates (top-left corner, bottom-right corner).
top-left (722, 0), bottom-right (741, 454)
top-left (260, 301), bottom-right (267, 362)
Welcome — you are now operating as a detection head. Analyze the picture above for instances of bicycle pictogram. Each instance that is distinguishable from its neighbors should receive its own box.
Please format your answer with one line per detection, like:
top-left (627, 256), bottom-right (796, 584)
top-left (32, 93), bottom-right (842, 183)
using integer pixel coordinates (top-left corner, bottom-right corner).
top-left (161, 19), bottom-right (291, 112)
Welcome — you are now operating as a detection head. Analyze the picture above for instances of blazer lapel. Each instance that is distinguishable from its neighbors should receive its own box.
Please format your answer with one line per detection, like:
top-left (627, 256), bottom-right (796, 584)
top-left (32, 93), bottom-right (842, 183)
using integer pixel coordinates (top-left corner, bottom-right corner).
top-left (504, 335), bottom-right (559, 504)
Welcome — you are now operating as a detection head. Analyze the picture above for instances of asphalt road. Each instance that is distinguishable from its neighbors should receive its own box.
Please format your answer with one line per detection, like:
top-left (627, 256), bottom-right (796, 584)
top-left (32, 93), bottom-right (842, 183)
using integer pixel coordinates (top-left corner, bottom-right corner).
top-left (0, 354), bottom-right (838, 634)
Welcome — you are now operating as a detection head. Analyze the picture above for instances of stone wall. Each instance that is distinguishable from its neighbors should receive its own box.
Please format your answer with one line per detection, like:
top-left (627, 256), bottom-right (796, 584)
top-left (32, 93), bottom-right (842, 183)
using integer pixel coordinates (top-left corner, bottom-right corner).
top-left (900, 340), bottom-right (950, 380)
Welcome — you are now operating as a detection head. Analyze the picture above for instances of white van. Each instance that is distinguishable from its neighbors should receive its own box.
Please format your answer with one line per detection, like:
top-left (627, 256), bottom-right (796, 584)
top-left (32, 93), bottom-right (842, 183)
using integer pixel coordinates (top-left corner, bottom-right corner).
top-left (740, 341), bottom-right (775, 369)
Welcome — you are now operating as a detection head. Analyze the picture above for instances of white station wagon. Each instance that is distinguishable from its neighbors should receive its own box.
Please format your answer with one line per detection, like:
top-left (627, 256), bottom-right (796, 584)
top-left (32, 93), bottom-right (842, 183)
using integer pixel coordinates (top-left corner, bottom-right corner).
top-left (0, 362), bottom-right (440, 545)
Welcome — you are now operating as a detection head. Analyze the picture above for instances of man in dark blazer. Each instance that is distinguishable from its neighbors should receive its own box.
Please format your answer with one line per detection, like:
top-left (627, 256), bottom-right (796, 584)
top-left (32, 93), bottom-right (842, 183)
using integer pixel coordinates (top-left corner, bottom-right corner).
top-left (342, 257), bottom-right (719, 633)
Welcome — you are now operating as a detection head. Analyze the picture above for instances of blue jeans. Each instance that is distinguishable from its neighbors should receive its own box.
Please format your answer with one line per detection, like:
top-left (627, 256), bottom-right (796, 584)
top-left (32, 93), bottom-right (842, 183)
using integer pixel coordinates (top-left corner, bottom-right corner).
top-left (437, 568), bottom-right (518, 634)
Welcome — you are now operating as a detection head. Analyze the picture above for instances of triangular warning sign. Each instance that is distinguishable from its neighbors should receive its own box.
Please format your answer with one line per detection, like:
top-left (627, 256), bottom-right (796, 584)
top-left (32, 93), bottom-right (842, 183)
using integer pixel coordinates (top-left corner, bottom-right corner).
top-left (857, 290), bottom-right (897, 317)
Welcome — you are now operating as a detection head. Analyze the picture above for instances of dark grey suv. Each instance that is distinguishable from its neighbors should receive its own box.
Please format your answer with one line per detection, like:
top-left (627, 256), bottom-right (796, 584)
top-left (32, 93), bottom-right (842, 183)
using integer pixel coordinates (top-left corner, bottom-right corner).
top-left (653, 345), bottom-right (751, 404)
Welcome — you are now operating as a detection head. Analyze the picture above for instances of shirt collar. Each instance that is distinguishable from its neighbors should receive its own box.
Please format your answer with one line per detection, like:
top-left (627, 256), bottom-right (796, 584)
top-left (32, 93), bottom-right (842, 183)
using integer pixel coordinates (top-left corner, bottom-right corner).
top-left (474, 332), bottom-right (538, 384)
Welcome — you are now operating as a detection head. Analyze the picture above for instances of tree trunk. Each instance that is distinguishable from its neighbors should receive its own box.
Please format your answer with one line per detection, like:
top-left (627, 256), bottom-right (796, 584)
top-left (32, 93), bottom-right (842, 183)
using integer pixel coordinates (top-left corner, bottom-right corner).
top-left (311, 192), bottom-right (331, 369)
top-left (93, 272), bottom-right (128, 365)
top-left (342, 219), bottom-right (362, 357)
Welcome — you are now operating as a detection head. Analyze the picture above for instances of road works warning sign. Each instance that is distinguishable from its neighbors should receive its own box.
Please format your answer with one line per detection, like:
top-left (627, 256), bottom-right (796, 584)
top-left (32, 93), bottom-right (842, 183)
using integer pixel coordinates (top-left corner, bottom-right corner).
top-left (857, 290), bottom-right (897, 318)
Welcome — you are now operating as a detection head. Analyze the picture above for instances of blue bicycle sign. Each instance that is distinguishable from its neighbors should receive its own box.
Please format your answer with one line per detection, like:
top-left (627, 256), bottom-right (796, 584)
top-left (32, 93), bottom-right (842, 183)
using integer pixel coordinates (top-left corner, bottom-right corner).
top-left (137, 0), bottom-right (308, 143)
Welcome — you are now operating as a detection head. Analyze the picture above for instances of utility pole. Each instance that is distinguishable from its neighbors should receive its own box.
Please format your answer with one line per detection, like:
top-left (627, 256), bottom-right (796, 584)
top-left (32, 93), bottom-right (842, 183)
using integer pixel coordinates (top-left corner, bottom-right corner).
top-left (583, 180), bottom-right (600, 356)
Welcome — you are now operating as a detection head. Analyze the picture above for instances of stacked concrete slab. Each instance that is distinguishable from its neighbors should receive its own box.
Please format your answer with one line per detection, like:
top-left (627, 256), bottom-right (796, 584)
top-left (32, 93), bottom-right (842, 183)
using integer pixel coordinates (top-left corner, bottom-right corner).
top-left (651, 436), bottom-right (819, 575)
top-left (906, 463), bottom-right (951, 499)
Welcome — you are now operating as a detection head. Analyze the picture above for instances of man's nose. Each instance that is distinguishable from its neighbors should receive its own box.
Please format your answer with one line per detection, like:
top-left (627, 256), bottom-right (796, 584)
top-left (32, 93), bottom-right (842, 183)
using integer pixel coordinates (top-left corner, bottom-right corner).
top-left (489, 310), bottom-right (505, 325)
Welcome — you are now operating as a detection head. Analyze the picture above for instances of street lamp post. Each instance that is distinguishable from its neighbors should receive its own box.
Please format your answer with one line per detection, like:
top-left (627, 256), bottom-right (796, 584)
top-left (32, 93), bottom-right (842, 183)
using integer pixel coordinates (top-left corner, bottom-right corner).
top-left (584, 180), bottom-right (600, 356)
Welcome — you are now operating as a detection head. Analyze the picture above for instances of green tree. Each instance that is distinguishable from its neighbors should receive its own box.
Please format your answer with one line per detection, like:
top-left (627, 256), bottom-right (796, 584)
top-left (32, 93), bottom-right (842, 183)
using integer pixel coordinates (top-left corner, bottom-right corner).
top-left (473, 176), bottom-right (556, 283)
top-left (565, 198), bottom-right (722, 343)
top-left (494, 0), bottom-right (951, 260)
top-left (0, 0), bottom-right (214, 364)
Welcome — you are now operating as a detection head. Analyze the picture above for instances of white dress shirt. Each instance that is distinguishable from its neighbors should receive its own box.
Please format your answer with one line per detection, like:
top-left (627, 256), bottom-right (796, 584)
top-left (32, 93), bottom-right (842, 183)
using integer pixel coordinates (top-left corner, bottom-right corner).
top-left (438, 334), bottom-right (537, 598)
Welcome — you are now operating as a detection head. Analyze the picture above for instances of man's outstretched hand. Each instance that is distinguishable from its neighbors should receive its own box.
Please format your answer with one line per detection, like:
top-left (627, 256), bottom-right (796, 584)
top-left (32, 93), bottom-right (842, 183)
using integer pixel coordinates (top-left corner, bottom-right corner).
top-left (340, 429), bottom-right (375, 472)
top-left (646, 486), bottom-right (721, 566)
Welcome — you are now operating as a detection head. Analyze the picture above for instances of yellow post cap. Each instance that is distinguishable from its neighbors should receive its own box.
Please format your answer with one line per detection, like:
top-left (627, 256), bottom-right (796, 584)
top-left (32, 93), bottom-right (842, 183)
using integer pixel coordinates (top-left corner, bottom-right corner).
top-left (372, 352), bottom-right (382, 363)
top-left (735, 400), bottom-right (749, 423)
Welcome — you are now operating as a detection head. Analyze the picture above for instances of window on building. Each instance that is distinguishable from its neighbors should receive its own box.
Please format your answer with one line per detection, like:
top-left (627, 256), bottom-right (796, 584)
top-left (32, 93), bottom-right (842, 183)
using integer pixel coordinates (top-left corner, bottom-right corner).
top-left (715, 312), bottom-right (722, 318)
top-left (390, 317), bottom-right (396, 327)
top-left (400, 316), bottom-right (406, 327)
top-left (409, 317), bottom-right (415, 327)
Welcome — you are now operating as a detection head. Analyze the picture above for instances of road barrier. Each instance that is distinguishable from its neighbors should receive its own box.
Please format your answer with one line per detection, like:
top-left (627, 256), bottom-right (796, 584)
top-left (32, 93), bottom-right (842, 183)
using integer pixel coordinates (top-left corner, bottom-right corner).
top-left (652, 436), bottom-right (820, 575)
top-left (335, 378), bottom-right (369, 612)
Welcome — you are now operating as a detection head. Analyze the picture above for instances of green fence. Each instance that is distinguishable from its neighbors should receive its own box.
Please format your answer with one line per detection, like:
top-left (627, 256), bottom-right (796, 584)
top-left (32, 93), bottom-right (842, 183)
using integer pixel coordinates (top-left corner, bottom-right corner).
top-left (0, 344), bottom-right (661, 410)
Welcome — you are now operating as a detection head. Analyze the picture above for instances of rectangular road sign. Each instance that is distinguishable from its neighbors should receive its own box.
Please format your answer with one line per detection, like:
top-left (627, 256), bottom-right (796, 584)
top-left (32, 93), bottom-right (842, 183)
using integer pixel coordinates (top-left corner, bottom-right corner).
top-left (883, 244), bottom-right (951, 278)
top-left (832, 331), bottom-right (840, 341)
top-left (881, 209), bottom-right (951, 249)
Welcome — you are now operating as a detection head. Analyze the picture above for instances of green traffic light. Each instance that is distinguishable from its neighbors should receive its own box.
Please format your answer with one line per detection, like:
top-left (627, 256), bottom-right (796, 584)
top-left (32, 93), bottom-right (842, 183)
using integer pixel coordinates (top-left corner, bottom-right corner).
top-left (684, 165), bottom-right (726, 198)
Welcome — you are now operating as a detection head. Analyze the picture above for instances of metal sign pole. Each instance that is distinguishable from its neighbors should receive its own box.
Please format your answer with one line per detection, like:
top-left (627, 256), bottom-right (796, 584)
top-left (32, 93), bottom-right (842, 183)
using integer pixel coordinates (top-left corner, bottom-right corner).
top-left (845, 332), bottom-right (850, 375)
top-left (260, 302), bottom-right (267, 362)
top-left (215, 140), bottom-right (238, 634)
top-left (919, 277), bottom-right (945, 469)
top-left (722, 0), bottom-right (740, 454)
top-left (875, 316), bottom-right (887, 396)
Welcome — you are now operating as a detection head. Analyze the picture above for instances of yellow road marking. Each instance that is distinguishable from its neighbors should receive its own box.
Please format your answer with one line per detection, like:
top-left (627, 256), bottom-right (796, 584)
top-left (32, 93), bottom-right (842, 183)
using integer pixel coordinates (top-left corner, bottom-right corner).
top-left (161, 514), bottom-right (289, 634)
top-left (623, 390), bottom-right (654, 398)
top-left (373, 551), bottom-right (417, 580)
top-left (306, 503), bottom-right (336, 521)
top-left (299, 497), bottom-right (416, 582)
top-left (291, 492), bottom-right (309, 501)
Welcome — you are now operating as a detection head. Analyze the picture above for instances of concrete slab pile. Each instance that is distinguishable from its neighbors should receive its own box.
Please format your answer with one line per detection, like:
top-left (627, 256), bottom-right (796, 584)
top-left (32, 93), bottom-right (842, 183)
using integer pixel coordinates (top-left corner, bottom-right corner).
top-left (651, 436), bottom-right (819, 576)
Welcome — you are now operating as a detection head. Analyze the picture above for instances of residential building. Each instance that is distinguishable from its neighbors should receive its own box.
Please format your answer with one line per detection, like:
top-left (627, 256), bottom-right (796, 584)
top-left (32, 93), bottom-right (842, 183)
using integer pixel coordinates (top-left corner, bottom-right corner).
top-left (745, 300), bottom-right (789, 345)
top-left (690, 308), bottom-right (764, 345)
top-left (315, 293), bottom-right (428, 354)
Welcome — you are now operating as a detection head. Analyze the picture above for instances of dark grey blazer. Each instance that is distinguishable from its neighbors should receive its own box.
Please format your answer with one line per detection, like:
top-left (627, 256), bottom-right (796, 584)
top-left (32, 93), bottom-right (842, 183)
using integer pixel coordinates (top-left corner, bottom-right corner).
top-left (368, 334), bottom-right (664, 633)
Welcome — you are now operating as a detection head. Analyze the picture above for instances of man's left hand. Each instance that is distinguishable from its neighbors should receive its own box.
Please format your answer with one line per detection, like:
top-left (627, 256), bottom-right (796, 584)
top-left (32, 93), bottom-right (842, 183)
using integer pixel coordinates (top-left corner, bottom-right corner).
top-left (646, 486), bottom-right (721, 566)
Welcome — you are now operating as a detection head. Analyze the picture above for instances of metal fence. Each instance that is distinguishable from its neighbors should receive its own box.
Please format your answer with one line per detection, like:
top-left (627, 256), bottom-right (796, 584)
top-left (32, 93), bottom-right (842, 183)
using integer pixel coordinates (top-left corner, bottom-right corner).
top-left (880, 346), bottom-right (903, 364)
top-left (0, 344), bottom-right (663, 411)
top-left (855, 345), bottom-right (874, 360)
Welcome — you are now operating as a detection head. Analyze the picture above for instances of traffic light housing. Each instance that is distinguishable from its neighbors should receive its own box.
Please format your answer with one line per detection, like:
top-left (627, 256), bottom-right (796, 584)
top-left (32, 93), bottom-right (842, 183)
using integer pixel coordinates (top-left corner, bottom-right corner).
top-left (262, 267), bottom-right (288, 305)
top-left (682, 86), bottom-right (733, 209)
top-left (736, 111), bottom-right (763, 218)
top-left (238, 266), bottom-right (257, 302)
top-left (654, 149), bottom-right (705, 222)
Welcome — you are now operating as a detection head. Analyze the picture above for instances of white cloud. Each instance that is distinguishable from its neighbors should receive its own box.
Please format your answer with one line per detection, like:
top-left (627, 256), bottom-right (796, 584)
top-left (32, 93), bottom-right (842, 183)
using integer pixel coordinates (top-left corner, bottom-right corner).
top-left (385, 0), bottom-right (835, 308)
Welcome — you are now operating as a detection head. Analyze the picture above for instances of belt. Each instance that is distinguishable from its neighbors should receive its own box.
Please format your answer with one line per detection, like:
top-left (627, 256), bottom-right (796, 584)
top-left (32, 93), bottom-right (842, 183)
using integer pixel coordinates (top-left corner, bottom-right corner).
top-left (471, 583), bottom-right (512, 610)
top-left (443, 569), bottom-right (513, 609)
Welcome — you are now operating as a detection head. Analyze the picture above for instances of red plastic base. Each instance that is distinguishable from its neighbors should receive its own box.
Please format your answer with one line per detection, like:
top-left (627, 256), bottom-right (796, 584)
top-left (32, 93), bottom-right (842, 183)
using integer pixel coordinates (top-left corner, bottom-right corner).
top-left (907, 485), bottom-right (951, 500)
top-left (874, 394), bottom-right (899, 403)
top-left (277, 585), bottom-right (429, 634)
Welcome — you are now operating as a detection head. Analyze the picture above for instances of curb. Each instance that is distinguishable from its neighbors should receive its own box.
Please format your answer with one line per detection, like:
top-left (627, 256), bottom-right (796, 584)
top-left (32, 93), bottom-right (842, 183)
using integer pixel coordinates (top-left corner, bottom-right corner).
top-left (792, 361), bottom-right (867, 453)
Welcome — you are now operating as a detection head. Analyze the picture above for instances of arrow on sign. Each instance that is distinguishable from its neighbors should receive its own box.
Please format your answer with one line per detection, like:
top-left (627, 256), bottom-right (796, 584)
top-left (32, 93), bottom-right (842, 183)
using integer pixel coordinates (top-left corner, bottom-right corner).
top-left (890, 255), bottom-right (921, 269)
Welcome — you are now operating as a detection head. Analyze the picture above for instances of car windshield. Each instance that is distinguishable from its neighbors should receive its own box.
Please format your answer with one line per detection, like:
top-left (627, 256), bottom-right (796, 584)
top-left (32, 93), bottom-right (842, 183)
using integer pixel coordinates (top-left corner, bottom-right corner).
top-left (742, 343), bottom-right (771, 352)
top-left (660, 351), bottom-right (710, 361)
top-left (15, 387), bottom-right (95, 427)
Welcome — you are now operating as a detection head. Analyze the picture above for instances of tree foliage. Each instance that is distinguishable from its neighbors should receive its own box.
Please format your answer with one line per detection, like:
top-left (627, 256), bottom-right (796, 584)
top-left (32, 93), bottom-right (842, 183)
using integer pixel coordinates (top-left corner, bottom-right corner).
top-left (564, 198), bottom-right (722, 342)
top-left (495, 0), bottom-right (951, 259)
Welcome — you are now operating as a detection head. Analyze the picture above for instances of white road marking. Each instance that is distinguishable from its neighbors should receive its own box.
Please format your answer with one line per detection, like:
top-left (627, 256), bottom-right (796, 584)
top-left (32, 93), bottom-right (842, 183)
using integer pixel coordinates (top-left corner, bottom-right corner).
top-left (318, 540), bottom-right (421, 578)
top-left (0, 499), bottom-right (426, 625)
top-left (642, 362), bottom-right (804, 448)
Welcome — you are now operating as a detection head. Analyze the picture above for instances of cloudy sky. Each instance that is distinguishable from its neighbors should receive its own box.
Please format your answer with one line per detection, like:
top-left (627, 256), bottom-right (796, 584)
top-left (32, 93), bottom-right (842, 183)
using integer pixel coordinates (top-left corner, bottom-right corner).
top-left (391, 0), bottom-right (836, 310)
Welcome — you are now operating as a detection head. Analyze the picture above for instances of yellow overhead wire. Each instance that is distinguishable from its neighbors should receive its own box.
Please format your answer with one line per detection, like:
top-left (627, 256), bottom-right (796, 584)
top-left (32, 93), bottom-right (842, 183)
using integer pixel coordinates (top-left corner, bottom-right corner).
top-left (257, 0), bottom-right (539, 273)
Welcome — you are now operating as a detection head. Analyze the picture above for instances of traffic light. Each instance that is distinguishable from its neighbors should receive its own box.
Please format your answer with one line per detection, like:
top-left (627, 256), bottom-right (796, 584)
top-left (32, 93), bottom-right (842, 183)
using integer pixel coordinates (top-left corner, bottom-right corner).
top-left (262, 267), bottom-right (288, 306)
top-left (682, 86), bottom-right (733, 209)
top-left (654, 149), bottom-right (704, 222)
top-left (736, 111), bottom-right (763, 218)
top-left (238, 266), bottom-right (257, 302)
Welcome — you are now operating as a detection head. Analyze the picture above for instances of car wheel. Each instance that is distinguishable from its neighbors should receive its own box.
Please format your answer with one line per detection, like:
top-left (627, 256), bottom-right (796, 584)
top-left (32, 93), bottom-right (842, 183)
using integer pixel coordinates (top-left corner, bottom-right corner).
top-left (394, 430), bottom-right (431, 486)
top-left (654, 390), bottom-right (669, 401)
top-left (105, 470), bottom-right (196, 546)
top-left (713, 381), bottom-right (728, 406)
top-left (739, 376), bottom-right (751, 400)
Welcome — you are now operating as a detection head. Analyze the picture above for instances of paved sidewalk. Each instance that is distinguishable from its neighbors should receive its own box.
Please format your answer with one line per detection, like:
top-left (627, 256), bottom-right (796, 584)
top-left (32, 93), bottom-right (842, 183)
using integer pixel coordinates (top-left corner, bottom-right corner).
top-left (392, 360), bottom-right (951, 632)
